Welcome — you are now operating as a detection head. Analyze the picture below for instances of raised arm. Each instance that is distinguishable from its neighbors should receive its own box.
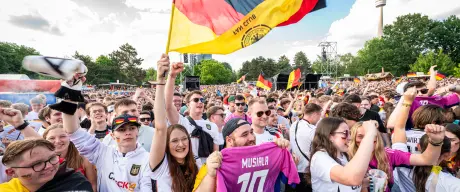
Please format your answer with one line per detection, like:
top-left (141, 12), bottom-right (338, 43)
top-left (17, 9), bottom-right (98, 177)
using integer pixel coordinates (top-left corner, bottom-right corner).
top-left (427, 65), bottom-right (437, 96)
top-left (165, 61), bottom-right (184, 124)
top-left (409, 124), bottom-right (444, 166)
top-left (392, 87), bottom-right (416, 144)
top-left (330, 121), bottom-right (379, 186)
top-left (0, 108), bottom-right (41, 139)
top-left (150, 54), bottom-right (170, 169)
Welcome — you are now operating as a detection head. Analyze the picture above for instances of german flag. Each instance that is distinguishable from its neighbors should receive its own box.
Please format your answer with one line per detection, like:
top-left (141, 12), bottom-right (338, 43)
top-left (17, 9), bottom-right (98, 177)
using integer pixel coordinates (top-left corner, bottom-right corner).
top-left (286, 68), bottom-right (301, 90)
top-left (237, 73), bottom-right (247, 83)
top-left (435, 72), bottom-right (447, 80)
top-left (407, 72), bottom-right (417, 77)
top-left (166, 0), bottom-right (326, 54)
top-left (256, 72), bottom-right (272, 90)
top-left (353, 78), bottom-right (361, 83)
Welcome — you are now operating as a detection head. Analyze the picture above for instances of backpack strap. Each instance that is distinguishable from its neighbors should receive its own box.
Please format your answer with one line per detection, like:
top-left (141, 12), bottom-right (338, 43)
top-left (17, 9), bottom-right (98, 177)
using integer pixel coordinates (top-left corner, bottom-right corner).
top-left (187, 116), bottom-right (202, 131)
top-left (295, 120), bottom-right (310, 162)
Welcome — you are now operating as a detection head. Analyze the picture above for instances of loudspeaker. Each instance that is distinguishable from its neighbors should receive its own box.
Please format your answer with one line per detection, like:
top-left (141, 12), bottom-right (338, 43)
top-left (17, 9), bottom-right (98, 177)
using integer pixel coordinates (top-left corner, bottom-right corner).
top-left (303, 74), bottom-right (322, 90)
top-left (185, 76), bottom-right (200, 91)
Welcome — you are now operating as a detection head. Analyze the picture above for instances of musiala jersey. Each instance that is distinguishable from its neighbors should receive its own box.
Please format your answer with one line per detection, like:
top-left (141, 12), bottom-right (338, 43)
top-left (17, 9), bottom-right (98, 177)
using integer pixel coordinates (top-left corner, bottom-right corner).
top-left (216, 142), bottom-right (299, 192)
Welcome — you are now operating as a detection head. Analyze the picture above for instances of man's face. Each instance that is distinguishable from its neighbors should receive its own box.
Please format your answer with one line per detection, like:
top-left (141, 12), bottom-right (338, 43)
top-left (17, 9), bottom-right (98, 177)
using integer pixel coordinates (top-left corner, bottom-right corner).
top-left (31, 103), bottom-right (44, 112)
top-left (352, 102), bottom-right (361, 109)
top-left (234, 99), bottom-right (245, 113)
top-left (415, 86), bottom-right (429, 97)
top-left (360, 100), bottom-right (371, 110)
top-left (250, 102), bottom-right (269, 128)
top-left (188, 94), bottom-right (204, 114)
top-left (371, 98), bottom-right (379, 104)
top-left (227, 123), bottom-right (256, 147)
top-left (214, 100), bottom-right (223, 107)
top-left (173, 96), bottom-right (182, 112)
top-left (89, 105), bottom-right (107, 124)
top-left (267, 101), bottom-right (276, 108)
top-left (8, 146), bottom-right (59, 187)
top-left (116, 104), bottom-right (139, 117)
top-left (111, 124), bottom-right (139, 148)
top-left (268, 109), bottom-right (278, 127)
top-left (46, 110), bottom-right (62, 125)
top-left (210, 109), bottom-right (225, 127)
top-left (139, 114), bottom-right (152, 126)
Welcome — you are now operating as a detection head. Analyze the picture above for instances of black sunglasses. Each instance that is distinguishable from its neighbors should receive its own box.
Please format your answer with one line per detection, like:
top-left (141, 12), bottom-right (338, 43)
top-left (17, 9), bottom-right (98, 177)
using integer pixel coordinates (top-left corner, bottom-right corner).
top-left (235, 103), bottom-right (245, 107)
top-left (417, 88), bottom-right (429, 94)
top-left (140, 118), bottom-right (151, 122)
top-left (256, 110), bottom-right (271, 117)
top-left (192, 98), bottom-right (205, 103)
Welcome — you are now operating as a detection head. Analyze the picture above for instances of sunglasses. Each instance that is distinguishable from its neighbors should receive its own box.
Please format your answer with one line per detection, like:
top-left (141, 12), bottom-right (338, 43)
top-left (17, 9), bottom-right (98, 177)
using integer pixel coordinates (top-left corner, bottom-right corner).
top-left (332, 130), bottom-right (350, 139)
top-left (256, 110), bottom-right (271, 117)
top-left (140, 118), bottom-right (151, 122)
top-left (235, 103), bottom-right (245, 107)
top-left (417, 88), bottom-right (429, 94)
top-left (192, 98), bottom-right (205, 103)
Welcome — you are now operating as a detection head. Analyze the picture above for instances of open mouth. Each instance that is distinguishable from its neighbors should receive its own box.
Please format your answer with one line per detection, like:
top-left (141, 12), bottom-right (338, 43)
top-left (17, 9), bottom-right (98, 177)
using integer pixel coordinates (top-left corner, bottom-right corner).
top-left (175, 147), bottom-right (186, 153)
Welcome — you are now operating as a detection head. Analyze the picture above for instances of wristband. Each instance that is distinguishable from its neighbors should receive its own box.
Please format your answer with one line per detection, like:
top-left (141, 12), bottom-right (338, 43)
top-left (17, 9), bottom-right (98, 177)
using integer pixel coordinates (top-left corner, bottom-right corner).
top-left (15, 121), bottom-right (29, 131)
top-left (429, 139), bottom-right (443, 146)
top-left (402, 103), bottom-right (412, 107)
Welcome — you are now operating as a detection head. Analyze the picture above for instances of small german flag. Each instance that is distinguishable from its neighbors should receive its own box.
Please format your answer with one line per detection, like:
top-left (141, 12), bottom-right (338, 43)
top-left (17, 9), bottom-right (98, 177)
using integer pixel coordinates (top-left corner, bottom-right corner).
top-left (256, 72), bottom-right (272, 90)
top-left (407, 72), bottom-right (417, 77)
top-left (286, 68), bottom-right (301, 90)
top-left (128, 117), bottom-right (137, 122)
top-left (435, 72), bottom-right (446, 80)
top-left (353, 78), bottom-right (361, 83)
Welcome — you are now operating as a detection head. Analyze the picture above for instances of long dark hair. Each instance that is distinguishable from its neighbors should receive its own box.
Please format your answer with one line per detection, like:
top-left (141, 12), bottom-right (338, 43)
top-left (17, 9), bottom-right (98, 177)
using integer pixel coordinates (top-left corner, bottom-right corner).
top-left (412, 135), bottom-right (451, 192)
top-left (43, 124), bottom-right (84, 171)
top-left (166, 124), bottom-right (198, 192)
top-left (305, 117), bottom-right (348, 184)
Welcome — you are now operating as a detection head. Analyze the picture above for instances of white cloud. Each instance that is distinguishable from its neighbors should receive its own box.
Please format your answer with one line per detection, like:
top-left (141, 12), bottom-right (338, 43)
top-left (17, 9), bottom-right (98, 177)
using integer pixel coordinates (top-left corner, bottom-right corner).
top-left (326, 0), bottom-right (460, 55)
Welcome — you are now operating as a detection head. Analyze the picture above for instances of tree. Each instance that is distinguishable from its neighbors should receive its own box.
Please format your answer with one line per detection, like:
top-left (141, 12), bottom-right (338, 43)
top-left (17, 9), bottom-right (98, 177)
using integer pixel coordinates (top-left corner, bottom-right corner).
top-left (144, 67), bottom-right (157, 82)
top-left (221, 62), bottom-right (232, 71)
top-left (276, 55), bottom-right (292, 73)
top-left (199, 59), bottom-right (233, 84)
top-left (293, 51), bottom-right (311, 74)
top-left (0, 42), bottom-right (43, 79)
top-left (427, 15), bottom-right (460, 64)
top-left (109, 43), bottom-right (145, 85)
top-left (410, 49), bottom-right (458, 76)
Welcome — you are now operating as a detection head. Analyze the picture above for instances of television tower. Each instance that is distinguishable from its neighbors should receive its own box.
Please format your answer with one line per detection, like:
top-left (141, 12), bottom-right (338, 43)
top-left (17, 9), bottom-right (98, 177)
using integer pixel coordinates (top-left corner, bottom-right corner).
top-left (376, 0), bottom-right (386, 37)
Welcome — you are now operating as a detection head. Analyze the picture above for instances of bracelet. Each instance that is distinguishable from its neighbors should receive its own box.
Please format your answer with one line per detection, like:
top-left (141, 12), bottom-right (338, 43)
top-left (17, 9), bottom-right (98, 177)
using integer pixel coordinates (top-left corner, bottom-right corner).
top-left (429, 139), bottom-right (443, 146)
top-left (15, 121), bottom-right (29, 131)
top-left (402, 103), bottom-right (412, 107)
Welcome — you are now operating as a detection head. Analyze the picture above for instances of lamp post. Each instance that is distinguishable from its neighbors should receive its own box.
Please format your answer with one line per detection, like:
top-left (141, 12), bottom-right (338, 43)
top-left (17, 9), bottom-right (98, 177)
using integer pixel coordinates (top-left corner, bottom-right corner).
top-left (376, 0), bottom-right (386, 37)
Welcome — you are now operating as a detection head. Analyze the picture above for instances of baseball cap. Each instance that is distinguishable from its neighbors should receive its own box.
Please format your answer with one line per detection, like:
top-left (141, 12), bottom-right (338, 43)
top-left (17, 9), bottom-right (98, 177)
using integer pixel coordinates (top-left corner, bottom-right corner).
top-left (221, 118), bottom-right (250, 149)
top-left (111, 114), bottom-right (141, 131)
top-left (228, 96), bottom-right (235, 103)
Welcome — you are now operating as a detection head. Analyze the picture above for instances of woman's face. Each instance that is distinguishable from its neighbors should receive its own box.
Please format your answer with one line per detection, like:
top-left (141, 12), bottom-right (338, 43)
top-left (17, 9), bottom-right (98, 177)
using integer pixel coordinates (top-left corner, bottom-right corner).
top-left (354, 125), bottom-right (378, 149)
top-left (45, 128), bottom-right (70, 155)
top-left (330, 123), bottom-right (351, 153)
top-left (169, 129), bottom-right (190, 163)
top-left (446, 131), bottom-right (460, 154)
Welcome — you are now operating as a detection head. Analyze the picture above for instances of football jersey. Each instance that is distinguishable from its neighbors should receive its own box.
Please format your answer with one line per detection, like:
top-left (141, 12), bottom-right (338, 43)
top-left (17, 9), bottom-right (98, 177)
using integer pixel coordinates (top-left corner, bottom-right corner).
top-left (216, 142), bottom-right (299, 192)
top-left (405, 130), bottom-right (425, 154)
top-left (406, 94), bottom-right (459, 129)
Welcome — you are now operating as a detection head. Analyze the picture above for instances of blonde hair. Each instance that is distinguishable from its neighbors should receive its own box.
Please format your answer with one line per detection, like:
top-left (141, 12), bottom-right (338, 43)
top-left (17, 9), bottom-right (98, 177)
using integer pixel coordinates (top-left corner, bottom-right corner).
top-left (348, 122), bottom-right (391, 180)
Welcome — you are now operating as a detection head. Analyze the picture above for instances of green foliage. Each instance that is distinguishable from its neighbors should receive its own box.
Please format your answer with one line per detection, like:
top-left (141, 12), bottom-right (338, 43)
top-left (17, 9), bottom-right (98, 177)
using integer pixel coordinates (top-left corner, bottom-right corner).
top-left (294, 51), bottom-right (311, 74)
top-left (144, 67), bottom-right (157, 82)
top-left (198, 59), bottom-right (233, 84)
top-left (0, 42), bottom-right (45, 79)
top-left (410, 49), bottom-right (458, 75)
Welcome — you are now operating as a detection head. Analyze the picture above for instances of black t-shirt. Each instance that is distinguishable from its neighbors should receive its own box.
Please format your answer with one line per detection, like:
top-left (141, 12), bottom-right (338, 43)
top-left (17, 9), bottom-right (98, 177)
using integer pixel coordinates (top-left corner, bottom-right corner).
top-left (360, 109), bottom-right (386, 133)
top-left (370, 104), bottom-right (380, 113)
top-left (94, 126), bottom-right (111, 139)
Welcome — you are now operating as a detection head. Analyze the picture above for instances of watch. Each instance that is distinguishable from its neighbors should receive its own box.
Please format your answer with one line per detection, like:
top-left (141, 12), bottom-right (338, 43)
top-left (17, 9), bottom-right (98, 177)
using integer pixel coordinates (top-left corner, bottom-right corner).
top-left (15, 121), bottom-right (29, 131)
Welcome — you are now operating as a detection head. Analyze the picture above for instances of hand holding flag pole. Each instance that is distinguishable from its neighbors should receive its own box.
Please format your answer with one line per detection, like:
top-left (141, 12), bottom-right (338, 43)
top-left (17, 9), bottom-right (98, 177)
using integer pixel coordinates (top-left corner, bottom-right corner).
top-left (164, 3), bottom-right (176, 78)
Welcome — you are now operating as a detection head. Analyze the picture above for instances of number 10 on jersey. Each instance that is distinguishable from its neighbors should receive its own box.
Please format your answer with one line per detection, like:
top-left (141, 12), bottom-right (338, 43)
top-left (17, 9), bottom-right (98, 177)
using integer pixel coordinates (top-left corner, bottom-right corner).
top-left (237, 169), bottom-right (269, 192)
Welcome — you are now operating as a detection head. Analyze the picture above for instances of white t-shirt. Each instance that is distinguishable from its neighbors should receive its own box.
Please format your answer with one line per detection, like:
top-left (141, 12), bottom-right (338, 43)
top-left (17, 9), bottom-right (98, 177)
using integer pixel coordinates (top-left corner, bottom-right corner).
top-left (392, 142), bottom-right (460, 192)
top-left (24, 111), bottom-right (39, 121)
top-left (311, 151), bottom-right (361, 192)
top-left (178, 115), bottom-right (224, 164)
top-left (152, 156), bottom-right (173, 192)
top-left (289, 120), bottom-right (316, 173)
top-left (254, 130), bottom-right (275, 145)
top-left (405, 130), bottom-right (425, 154)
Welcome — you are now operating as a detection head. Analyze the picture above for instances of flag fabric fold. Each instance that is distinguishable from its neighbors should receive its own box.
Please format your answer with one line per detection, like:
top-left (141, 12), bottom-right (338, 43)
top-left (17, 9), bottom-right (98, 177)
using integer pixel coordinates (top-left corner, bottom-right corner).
top-left (256, 72), bottom-right (272, 90)
top-left (236, 73), bottom-right (247, 83)
top-left (353, 78), bottom-right (361, 83)
top-left (435, 72), bottom-right (446, 80)
top-left (286, 68), bottom-right (301, 90)
top-left (407, 72), bottom-right (416, 77)
top-left (166, 0), bottom-right (326, 54)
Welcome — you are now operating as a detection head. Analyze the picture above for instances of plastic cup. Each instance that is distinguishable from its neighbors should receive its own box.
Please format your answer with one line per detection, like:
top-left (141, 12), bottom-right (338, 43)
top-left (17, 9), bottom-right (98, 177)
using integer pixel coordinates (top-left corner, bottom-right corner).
top-left (368, 169), bottom-right (387, 192)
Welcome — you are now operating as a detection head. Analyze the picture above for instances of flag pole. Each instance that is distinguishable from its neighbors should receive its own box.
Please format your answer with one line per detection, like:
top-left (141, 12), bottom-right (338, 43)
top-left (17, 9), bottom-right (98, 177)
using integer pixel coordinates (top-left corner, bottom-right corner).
top-left (164, 2), bottom-right (175, 77)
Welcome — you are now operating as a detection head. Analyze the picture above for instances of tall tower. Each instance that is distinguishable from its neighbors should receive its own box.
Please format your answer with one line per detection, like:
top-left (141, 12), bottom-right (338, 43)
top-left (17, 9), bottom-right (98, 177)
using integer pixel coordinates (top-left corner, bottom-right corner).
top-left (376, 0), bottom-right (386, 37)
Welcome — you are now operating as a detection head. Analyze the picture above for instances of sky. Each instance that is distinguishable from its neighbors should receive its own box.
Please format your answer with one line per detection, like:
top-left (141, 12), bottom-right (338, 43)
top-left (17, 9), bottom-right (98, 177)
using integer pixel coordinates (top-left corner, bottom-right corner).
top-left (1, 0), bottom-right (460, 71)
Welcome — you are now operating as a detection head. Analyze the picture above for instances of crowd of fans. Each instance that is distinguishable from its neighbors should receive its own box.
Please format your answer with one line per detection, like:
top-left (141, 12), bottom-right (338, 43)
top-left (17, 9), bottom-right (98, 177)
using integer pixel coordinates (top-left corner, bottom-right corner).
top-left (0, 56), bottom-right (459, 192)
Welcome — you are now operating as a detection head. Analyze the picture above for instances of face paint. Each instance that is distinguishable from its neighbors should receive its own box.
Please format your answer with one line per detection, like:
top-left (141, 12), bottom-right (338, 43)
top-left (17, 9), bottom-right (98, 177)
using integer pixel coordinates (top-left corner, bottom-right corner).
top-left (116, 137), bottom-right (120, 143)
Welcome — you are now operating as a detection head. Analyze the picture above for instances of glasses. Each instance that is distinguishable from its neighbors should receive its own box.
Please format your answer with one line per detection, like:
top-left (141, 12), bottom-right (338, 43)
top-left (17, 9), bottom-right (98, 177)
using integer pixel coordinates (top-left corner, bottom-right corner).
top-left (170, 137), bottom-right (189, 145)
top-left (140, 118), bottom-right (151, 122)
top-left (332, 130), bottom-right (350, 139)
top-left (192, 98), bottom-right (205, 103)
top-left (256, 110), bottom-right (271, 117)
top-left (235, 103), bottom-right (245, 107)
top-left (417, 88), bottom-right (429, 94)
top-left (213, 113), bottom-right (225, 118)
top-left (12, 155), bottom-right (59, 172)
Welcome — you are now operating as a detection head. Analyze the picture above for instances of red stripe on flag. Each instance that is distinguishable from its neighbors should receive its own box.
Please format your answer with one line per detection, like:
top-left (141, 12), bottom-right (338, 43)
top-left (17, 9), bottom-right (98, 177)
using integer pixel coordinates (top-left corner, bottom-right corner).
top-left (174, 0), bottom-right (244, 35)
top-left (278, 0), bottom-right (321, 26)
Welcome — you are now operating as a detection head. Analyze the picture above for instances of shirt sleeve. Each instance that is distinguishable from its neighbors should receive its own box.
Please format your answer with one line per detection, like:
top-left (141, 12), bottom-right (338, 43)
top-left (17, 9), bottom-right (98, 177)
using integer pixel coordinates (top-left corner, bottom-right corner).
top-left (386, 148), bottom-right (411, 167)
top-left (192, 164), bottom-right (208, 191)
top-left (151, 156), bottom-right (169, 180)
top-left (442, 94), bottom-right (460, 108)
top-left (211, 123), bottom-right (224, 145)
top-left (310, 151), bottom-right (339, 182)
top-left (69, 128), bottom-right (108, 168)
